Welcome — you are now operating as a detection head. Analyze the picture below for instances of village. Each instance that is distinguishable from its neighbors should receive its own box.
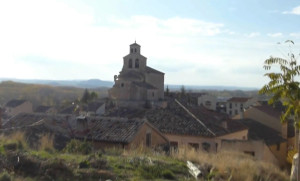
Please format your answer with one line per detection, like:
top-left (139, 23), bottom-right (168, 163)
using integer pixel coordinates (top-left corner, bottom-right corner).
top-left (0, 42), bottom-right (295, 175)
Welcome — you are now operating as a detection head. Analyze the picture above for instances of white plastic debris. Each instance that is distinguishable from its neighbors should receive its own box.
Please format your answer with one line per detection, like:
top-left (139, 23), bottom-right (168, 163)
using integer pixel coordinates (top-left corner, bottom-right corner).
top-left (187, 160), bottom-right (201, 179)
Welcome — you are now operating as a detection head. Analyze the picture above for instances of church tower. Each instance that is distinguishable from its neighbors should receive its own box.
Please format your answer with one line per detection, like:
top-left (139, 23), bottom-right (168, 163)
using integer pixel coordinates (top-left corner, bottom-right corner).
top-left (109, 42), bottom-right (165, 107)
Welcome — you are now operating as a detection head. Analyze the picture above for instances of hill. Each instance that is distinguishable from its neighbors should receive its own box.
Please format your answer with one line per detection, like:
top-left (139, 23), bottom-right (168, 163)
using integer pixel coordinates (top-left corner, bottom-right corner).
top-left (0, 81), bottom-right (108, 107)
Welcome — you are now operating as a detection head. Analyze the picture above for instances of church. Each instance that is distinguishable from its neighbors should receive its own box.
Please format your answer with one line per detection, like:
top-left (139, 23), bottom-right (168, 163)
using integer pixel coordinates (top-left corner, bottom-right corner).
top-left (109, 42), bottom-right (165, 106)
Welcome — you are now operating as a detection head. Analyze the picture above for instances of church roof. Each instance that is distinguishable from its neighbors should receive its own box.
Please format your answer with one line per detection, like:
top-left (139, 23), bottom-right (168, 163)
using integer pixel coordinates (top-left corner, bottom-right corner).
top-left (130, 42), bottom-right (141, 47)
top-left (133, 82), bottom-right (157, 89)
top-left (119, 71), bottom-right (144, 81)
top-left (146, 66), bottom-right (164, 75)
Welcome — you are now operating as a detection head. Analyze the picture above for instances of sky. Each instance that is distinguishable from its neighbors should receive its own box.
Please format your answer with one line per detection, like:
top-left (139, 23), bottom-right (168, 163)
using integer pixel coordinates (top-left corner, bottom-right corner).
top-left (0, 0), bottom-right (300, 88)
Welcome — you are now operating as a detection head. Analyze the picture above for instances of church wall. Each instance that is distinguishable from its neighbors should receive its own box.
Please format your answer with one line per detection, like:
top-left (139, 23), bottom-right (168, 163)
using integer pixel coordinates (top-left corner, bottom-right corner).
top-left (145, 73), bottom-right (164, 99)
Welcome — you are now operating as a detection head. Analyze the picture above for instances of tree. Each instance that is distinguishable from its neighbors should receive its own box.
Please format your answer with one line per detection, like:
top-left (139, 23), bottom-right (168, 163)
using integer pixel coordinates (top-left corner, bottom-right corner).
top-left (180, 85), bottom-right (186, 97)
top-left (165, 85), bottom-right (170, 96)
top-left (81, 89), bottom-right (90, 104)
top-left (259, 40), bottom-right (300, 180)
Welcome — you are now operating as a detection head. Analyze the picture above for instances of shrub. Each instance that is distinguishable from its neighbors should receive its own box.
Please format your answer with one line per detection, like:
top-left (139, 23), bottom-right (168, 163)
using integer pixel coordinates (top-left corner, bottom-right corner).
top-left (79, 160), bottom-right (90, 168)
top-left (162, 169), bottom-right (176, 179)
top-left (38, 134), bottom-right (54, 152)
top-left (0, 171), bottom-right (11, 181)
top-left (63, 139), bottom-right (92, 155)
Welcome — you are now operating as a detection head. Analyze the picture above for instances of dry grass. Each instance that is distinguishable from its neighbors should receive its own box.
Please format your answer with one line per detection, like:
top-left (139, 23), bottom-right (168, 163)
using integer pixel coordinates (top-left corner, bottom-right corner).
top-left (171, 146), bottom-right (289, 181)
top-left (38, 134), bottom-right (54, 152)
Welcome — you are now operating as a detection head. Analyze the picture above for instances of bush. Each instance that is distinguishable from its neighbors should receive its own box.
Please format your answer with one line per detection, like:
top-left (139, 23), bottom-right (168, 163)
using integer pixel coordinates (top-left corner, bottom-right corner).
top-left (63, 139), bottom-right (92, 155)
top-left (79, 160), bottom-right (90, 168)
top-left (162, 169), bottom-right (176, 179)
top-left (0, 171), bottom-right (11, 181)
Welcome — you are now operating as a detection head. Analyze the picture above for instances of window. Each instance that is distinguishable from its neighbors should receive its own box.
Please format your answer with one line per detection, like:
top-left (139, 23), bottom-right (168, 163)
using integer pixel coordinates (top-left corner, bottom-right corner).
top-left (205, 101), bottom-right (211, 106)
top-left (229, 110), bottom-right (232, 115)
top-left (244, 151), bottom-right (255, 156)
top-left (129, 59), bottom-right (132, 68)
top-left (152, 92), bottom-right (155, 97)
top-left (130, 48), bottom-right (133, 53)
top-left (234, 110), bottom-right (238, 115)
top-left (135, 59), bottom-right (139, 68)
top-left (229, 103), bottom-right (232, 109)
top-left (189, 143), bottom-right (199, 150)
top-left (240, 104), bottom-right (243, 111)
top-left (170, 141), bottom-right (178, 151)
top-left (146, 133), bottom-right (151, 147)
top-left (135, 48), bottom-right (137, 52)
top-left (202, 142), bottom-right (210, 152)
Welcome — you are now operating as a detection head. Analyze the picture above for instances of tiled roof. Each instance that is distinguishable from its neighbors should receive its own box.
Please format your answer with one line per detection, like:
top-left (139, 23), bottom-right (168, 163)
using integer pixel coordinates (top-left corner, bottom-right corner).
top-left (238, 118), bottom-right (286, 145)
top-left (5, 99), bottom-right (27, 108)
top-left (80, 117), bottom-right (146, 143)
top-left (253, 105), bottom-right (285, 119)
top-left (119, 71), bottom-right (144, 80)
top-left (82, 101), bottom-right (105, 112)
top-left (133, 82), bottom-right (157, 89)
top-left (130, 42), bottom-right (140, 47)
top-left (188, 106), bottom-right (247, 136)
top-left (146, 66), bottom-right (164, 74)
top-left (35, 105), bottom-right (52, 113)
top-left (227, 97), bottom-right (251, 103)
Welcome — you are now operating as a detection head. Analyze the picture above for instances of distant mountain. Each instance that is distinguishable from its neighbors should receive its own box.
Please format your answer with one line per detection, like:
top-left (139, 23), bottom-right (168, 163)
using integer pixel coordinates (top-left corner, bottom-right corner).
top-left (0, 78), bottom-right (258, 91)
top-left (0, 78), bottom-right (114, 89)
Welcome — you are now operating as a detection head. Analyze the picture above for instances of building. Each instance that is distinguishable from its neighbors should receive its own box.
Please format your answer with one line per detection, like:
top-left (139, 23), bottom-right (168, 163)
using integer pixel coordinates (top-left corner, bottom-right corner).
top-left (226, 97), bottom-right (256, 117)
top-left (222, 118), bottom-right (287, 167)
top-left (4, 99), bottom-right (33, 117)
top-left (109, 42), bottom-right (165, 107)
top-left (197, 94), bottom-right (217, 111)
top-left (105, 99), bottom-right (248, 152)
top-left (75, 117), bottom-right (169, 149)
top-left (35, 105), bottom-right (57, 114)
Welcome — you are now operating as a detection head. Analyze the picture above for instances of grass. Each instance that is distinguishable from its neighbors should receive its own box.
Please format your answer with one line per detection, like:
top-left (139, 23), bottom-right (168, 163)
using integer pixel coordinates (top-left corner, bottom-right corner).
top-left (0, 133), bottom-right (290, 181)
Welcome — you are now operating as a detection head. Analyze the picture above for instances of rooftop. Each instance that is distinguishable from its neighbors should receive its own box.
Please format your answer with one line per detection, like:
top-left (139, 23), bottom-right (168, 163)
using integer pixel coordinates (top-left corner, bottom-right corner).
top-left (5, 99), bottom-right (27, 108)
top-left (227, 97), bottom-right (251, 103)
top-left (238, 118), bottom-right (286, 145)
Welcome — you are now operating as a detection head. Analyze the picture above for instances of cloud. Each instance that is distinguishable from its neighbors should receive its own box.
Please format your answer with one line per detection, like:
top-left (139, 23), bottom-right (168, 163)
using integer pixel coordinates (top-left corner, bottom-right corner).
top-left (245, 32), bottom-right (260, 38)
top-left (283, 5), bottom-right (300, 15)
top-left (290, 32), bottom-right (300, 38)
top-left (267, 33), bottom-right (282, 37)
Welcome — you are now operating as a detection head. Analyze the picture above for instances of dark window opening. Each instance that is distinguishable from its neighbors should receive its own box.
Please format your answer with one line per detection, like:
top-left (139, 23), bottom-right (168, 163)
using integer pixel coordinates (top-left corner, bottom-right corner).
top-left (135, 59), bottom-right (139, 68)
top-left (189, 143), bottom-right (199, 150)
top-left (129, 59), bottom-right (132, 68)
top-left (229, 110), bottom-right (232, 115)
top-left (135, 48), bottom-right (137, 52)
top-left (229, 103), bottom-right (232, 108)
top-left (244, 151), bottom-right (255, 156)
top-left (130, 48), bottom-right (133, 53)
top-left (146, 133), bottom-right (151, 147)
top-left (205, 101), bottom-right (211, 106)
top-left (170, 141), bottom-right (178, 152)
top-left (202, 142), bottom-right (210, 152)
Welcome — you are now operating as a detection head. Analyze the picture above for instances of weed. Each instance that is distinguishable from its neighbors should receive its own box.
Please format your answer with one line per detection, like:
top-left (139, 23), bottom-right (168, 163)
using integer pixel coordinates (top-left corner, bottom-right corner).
top-left (63, 139), bottom-right (92, 155)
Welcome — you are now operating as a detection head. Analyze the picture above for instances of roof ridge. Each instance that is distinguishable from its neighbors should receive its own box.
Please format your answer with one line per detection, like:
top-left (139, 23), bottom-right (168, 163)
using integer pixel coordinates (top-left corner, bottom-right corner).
top-left (175, 99), bottom-right (216, 136)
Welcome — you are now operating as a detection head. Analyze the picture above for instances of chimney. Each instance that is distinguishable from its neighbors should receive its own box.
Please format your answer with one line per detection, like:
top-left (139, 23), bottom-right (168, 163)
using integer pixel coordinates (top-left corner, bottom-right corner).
top-left (76, 116), bottom-right (88, 132)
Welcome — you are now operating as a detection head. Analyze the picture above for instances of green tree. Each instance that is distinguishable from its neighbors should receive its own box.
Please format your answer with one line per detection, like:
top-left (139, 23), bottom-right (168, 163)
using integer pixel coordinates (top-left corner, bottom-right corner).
top-left (165, 85), bottom-right (170, 96)
top-left (259, 40), bottom-right (300, 180)
top-left (81, 89), bottom-right (90, 104)
top-left (180, 85), bottom-right (186, 97)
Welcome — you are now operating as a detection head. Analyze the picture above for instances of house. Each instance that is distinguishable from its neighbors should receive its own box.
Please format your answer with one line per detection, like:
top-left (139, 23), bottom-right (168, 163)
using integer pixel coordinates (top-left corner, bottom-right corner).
top-left (105, 99), bottom-right (248, 152)
top-left (197, 94), bottom-right (217, 111)
top-left (226, 97), bottom-right (257, 117)
top-left (75, 117), bottom-right (169, 149)
top-left (233, 104), bottom-right (295, 150)
top-left (35, 105), bottom-right (57, 114)
top-left (222, 118), bottom-right (287, 167)
top-left (4, 99), bottom-right (33, 117)
top-left (109, 42), bottom-right (165, 107)
top-left (80, 101), bottom-right (105, 116)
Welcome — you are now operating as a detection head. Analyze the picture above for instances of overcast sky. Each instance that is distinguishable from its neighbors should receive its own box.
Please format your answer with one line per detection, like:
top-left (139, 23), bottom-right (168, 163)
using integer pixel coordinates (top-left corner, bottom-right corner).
top-left (0, 0), bottom-right (300, 88)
